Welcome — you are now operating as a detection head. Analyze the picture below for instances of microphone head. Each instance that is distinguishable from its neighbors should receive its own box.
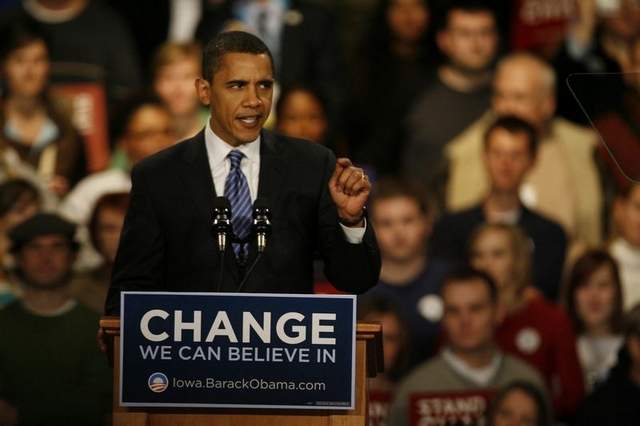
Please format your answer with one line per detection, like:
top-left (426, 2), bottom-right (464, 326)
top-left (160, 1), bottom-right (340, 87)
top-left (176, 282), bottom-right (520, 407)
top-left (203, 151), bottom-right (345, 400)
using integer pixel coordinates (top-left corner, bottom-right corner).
top-left (253, 198), bottom-right (271, 217)
top-left (253, 198), bottom-right (271, 232)
top-left (213, 197), bottom-right (231, 219)
top-left (213, 196), bottom-right (231, 210)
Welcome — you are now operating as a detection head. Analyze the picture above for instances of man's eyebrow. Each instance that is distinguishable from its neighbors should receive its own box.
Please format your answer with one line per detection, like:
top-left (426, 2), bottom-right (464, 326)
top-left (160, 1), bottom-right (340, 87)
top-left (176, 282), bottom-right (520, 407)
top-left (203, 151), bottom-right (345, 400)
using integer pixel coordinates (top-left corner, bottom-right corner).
top-left (225, 79), bottom-right (248, 86)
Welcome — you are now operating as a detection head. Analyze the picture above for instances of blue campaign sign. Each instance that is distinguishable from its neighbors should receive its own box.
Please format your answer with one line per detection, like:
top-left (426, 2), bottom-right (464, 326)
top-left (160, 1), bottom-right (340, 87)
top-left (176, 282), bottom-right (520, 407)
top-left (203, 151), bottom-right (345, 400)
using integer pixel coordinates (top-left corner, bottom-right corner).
top-left (120, 292), bottom-right (356, 409)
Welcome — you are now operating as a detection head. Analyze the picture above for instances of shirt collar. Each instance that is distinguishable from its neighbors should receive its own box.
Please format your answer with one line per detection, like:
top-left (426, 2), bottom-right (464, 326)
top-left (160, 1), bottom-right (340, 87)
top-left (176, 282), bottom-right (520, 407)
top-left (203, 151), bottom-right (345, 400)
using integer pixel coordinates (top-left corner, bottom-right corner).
top-left (204, 120), bottom-right (261, 170)
top-left (441, 347), bottom-right (503, 386)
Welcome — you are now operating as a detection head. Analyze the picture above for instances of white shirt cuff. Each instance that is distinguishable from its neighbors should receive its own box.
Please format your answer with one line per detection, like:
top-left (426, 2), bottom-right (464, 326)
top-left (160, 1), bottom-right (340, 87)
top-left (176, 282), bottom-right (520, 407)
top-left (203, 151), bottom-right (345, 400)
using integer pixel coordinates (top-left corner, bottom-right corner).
top-left (339, 218), bottom-right (367, 244)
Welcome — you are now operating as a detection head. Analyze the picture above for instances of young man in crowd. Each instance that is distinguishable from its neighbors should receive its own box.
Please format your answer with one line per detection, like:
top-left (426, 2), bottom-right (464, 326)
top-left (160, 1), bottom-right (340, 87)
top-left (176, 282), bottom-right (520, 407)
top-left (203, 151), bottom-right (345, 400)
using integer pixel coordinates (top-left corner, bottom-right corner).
top-left (0, 213), bottom-right (111, 425)
top-left (361, 178), bottom-right (449, 363)
top-left (387, 267), bottom-right (545, 426)
top-left (402, 0), bottom-right (499, 208)
top-left (431, 115), bottom-right (567, 300)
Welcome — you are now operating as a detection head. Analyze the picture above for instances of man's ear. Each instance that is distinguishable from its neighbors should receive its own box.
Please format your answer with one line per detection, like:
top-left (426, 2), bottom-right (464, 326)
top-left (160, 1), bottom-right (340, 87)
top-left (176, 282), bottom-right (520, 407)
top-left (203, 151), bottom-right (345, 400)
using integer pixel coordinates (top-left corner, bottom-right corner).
top-left (195, 77), bottom-right (211, 106)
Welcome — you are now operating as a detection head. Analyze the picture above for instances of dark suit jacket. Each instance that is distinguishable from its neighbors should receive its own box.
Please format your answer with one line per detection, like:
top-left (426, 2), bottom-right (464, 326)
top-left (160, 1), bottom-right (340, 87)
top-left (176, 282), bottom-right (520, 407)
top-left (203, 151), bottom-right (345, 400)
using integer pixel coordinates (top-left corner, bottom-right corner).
top-left (430, 204), bottom-right (567, 301)
top-left (104, 130), bottom-right (380, 315)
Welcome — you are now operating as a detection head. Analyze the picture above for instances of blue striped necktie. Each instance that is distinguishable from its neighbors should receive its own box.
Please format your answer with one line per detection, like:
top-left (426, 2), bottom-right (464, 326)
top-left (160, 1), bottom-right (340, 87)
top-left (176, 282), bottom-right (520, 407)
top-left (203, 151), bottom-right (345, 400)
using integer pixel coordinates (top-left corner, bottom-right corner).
top-left (224, 149), bottom-right (252, 257)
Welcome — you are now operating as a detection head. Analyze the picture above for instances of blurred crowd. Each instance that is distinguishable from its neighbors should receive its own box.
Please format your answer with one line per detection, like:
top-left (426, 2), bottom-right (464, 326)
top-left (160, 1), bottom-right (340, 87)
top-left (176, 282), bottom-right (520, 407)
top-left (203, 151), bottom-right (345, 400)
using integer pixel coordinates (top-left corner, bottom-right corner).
top-left (0, 0), bottom-right (639, 425)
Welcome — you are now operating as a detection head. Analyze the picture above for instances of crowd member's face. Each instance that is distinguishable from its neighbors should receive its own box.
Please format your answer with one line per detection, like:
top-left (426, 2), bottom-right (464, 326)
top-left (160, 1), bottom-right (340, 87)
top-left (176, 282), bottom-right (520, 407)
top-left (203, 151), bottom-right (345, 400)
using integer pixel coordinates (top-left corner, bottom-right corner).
top-left (575, 263), bottom-right (618, 334)
top-left (277, 90), bottom-right (328, 143)
top-left (122, 105), bottom-right (175, 165)
top-left (438, 10), bottom-right (498, 73)
top-left (387, 0), bottom-right (429, 45)
top-left (365, 312), bottom-right (403, 373)
top-left (492, 389), bottom-right (539, 426)
top-left (484, 129), bottom-right (535, 194)
top-left (197, 53), bottom-right (274, 147)
top-left (3, 40), bottom-right (49, 99)
top-left (371, 196), bottom-right (430, 263)
top-left (17, 234), bottom-right (74, 289)
top-left (617, 185), bottom-right (640, 247)
top-left (95, 206), bottom-right (126, 264)
top-left (154, 57), bottom-right (201, 117)
top-left (470, 229), bottom-right (515, 291)
top-left (442, 279), bottom-right (497, 353)
top-left (492, 61), bottom-right (555, 130)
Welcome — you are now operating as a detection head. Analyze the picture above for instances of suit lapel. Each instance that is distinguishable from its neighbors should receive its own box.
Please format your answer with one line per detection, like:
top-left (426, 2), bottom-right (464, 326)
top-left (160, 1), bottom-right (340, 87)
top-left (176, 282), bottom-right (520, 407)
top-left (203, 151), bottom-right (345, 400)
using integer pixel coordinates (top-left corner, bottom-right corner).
top-left (257, 129), bottom-right (286, 204)
top-left (242, 130), bottom-right (286, 288)
top-left (180, 131), bottom-right (217, 213)
top-left (179, 130), bottom-right (241, 287)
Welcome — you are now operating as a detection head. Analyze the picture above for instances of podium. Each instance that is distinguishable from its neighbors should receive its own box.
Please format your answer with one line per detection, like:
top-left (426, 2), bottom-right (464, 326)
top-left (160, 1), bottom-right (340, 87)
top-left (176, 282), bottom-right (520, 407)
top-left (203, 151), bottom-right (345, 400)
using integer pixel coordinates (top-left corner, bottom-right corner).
top-left (100, 317), bottom-right (383, 426)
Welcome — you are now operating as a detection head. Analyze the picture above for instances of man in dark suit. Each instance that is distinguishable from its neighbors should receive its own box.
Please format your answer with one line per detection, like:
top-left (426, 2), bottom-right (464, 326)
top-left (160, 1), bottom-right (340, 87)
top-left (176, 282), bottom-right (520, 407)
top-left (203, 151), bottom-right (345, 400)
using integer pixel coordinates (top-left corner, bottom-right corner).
top-left (104, 31), bottom-right (379, 315)
top-left (430, 115), bottom-right (566, 301)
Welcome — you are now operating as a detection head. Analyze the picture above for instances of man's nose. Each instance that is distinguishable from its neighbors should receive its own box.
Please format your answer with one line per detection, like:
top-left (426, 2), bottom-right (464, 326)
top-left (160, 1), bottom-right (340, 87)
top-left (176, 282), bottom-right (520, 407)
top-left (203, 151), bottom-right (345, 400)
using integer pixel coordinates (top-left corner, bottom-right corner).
top-left (243, 86), bottom-right (262, 107)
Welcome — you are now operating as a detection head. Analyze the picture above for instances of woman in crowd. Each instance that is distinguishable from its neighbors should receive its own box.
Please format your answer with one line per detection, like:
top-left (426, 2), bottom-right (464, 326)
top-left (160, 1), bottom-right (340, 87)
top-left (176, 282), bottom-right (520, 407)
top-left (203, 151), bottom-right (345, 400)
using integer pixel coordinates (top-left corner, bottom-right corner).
top-left (609, 182), bottom-right (640, 310)
top-left (565, 249), bottom-right (625, 392)
top-left (276, 85), bottom-right (329, 145)
top-left (69, 191), bottom-right (129, 313)
top-left (0, 19), bottom-right (85, 197)
top-left (575, 304), bottom-right (640, 426)
top-left (487, 380), bottom-right (553, 426)
top-left (152, 41), bottom-right (207, 142)
top-left (469, 223), bottom-right (585, 419)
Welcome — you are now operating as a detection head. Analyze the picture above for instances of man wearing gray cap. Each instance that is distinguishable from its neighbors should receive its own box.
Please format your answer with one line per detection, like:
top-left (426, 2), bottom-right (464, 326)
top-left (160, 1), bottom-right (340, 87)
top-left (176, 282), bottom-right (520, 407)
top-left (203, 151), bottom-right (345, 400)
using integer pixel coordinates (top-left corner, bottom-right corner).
top-left (0, 213), bottom-right (111, 426)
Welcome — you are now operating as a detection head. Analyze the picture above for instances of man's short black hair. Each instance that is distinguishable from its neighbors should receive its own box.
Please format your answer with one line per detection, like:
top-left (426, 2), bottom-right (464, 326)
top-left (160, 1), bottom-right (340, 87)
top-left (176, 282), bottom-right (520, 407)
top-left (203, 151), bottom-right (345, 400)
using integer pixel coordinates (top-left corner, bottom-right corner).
top-left (441, 265), bottom-right (498, 303)
top-left (484, 115), bottom-right (539, 156)
top-left (202, 31), bottom-right (275, 81)
top-left (369, 177), bottom-right (430, 215)
top-left (439, 0), bottom-right (496, 31)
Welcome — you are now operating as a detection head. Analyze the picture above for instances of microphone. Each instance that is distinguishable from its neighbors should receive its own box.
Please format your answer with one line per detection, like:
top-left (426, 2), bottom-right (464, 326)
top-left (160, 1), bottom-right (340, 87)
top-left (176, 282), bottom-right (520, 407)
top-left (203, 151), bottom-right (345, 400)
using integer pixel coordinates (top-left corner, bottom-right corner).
top-left (236, 199), bottom-right (271, 292)
top-left (252, 198), bottom-right (271, 253)
top-left (212, 197), bottom-right (232, 253)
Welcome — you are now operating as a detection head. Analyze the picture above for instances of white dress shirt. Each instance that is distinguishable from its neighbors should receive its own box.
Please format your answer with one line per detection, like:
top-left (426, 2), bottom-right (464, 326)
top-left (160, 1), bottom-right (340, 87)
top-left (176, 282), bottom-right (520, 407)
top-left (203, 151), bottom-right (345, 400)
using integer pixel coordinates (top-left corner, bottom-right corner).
top-left (203, 122), bottom-right (365, 243)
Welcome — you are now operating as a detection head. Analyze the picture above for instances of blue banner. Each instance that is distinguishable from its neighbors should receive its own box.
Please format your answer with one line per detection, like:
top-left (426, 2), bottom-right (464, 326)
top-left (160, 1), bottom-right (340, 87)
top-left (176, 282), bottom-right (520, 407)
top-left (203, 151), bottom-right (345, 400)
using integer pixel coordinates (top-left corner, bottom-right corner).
top-left (120, 292), bottom-right (356, 409)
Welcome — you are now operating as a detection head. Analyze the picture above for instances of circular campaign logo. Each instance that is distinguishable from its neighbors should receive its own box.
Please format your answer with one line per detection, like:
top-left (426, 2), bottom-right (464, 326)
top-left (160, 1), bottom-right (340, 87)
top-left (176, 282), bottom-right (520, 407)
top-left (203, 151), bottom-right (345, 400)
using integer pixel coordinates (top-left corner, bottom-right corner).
top-left (148, 372), bottom-right (169, 393)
